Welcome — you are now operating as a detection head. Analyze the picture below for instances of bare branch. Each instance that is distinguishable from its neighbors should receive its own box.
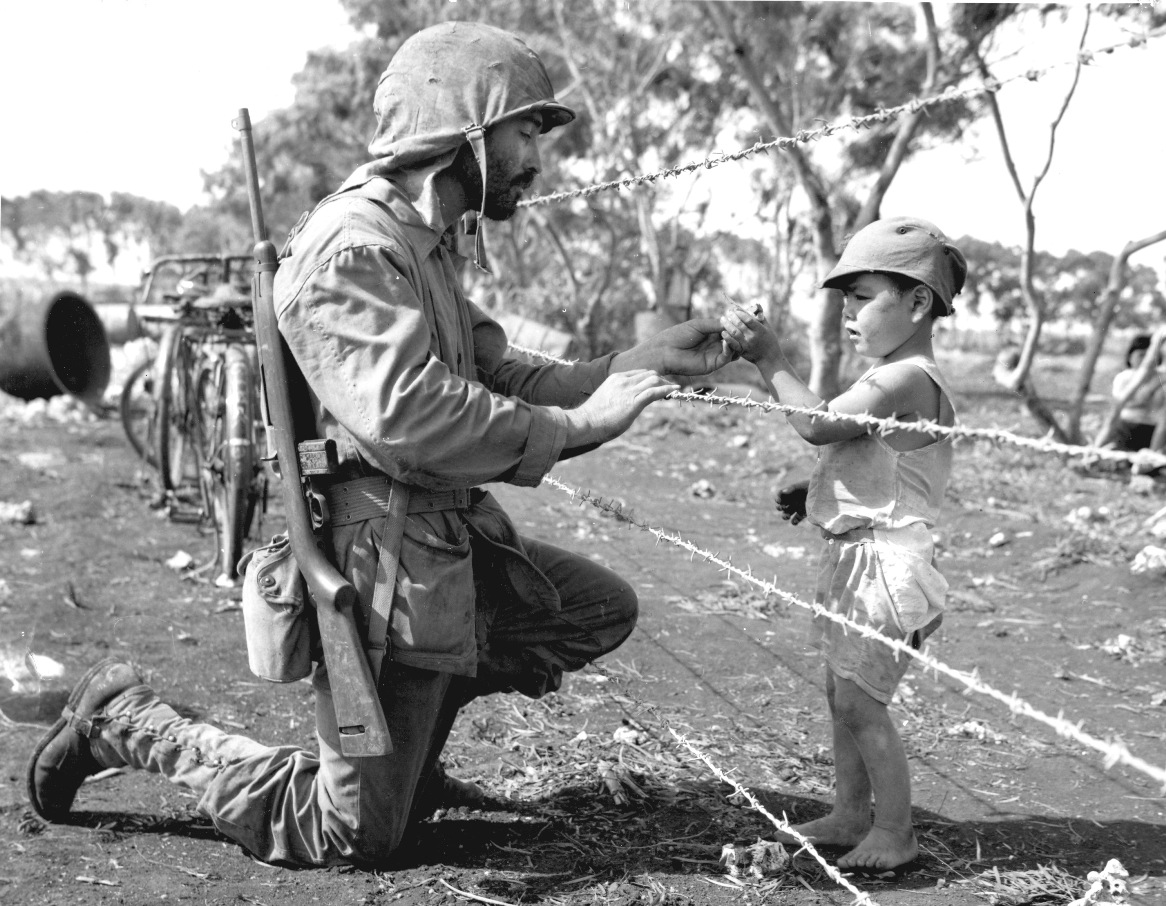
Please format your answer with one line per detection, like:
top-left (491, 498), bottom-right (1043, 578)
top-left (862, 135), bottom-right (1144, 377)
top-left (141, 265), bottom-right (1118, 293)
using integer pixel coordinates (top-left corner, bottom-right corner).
top-left (1030, 8), bottom-right (1092, 204)
top-left (528, 208), bottom-right (581, 300)
top-left (632, 37), bottom-right (671, 98)
top-left (1118, 229), bottom-right (1166, 260)
top-left (975, 50), bottom-right (1027, 206)
top-left (855, 3), bottom-right (941, 227)
top-left (699, 1), bottom-right (831, 213)
top-left (551, 0), bottom-right (603, 125)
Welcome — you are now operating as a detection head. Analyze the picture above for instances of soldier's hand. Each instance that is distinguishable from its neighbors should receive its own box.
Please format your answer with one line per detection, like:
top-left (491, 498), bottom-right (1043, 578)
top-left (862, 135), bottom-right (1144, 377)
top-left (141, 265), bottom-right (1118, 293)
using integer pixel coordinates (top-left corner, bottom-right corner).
top-left (565, 369), bottom-right (679, 447)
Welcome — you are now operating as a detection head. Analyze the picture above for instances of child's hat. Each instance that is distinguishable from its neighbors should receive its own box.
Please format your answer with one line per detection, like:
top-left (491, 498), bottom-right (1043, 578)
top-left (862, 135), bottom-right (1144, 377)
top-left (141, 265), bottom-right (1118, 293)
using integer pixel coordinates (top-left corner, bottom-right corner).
top-left (822, 217), bottom-right (967, 314)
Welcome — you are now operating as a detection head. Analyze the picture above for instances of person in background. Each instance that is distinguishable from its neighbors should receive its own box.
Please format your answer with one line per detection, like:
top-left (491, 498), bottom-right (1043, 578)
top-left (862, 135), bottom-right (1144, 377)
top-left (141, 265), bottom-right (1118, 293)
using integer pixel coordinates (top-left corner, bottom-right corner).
top-left (1109, 333), bottom-right (1166, 454)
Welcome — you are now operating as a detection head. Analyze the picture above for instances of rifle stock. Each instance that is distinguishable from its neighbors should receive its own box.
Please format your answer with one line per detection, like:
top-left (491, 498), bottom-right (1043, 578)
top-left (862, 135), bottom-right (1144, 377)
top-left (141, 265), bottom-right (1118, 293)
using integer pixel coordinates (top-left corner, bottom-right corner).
top-left (233, 108), bottom-right (390, 757)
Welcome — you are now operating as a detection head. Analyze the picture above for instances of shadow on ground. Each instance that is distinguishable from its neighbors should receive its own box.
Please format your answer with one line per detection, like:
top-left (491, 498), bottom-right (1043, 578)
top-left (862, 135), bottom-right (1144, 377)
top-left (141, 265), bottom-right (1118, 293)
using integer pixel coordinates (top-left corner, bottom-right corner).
top-left (14, 778), bottom-right (1161, 899)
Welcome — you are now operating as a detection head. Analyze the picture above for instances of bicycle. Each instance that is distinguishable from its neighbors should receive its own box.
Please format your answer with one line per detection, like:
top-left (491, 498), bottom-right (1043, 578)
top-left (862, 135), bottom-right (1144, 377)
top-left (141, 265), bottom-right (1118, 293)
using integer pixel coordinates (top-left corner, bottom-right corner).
top-left (120, 255), bottom-right (268, 585)
top-left (119, 356), bottom-right (159, 468)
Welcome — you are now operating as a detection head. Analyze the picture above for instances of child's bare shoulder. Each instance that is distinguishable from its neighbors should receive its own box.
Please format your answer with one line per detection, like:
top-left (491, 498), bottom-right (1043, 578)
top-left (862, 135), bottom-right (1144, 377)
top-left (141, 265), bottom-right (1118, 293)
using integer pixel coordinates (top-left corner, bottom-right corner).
top-left (867, 360), bottom-right (943, 417)
top-left (874, 358), bottom-right (940, 380)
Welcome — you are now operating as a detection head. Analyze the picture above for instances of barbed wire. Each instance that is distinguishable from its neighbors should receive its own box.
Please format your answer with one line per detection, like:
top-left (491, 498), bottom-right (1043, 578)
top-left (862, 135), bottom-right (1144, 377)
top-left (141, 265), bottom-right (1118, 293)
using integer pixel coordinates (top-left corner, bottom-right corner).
top-left (507, 343), bottom-right (1166, 470)
top-left (586, 660), bottom-right (881, 904)
top-left (666, 726), bottom-right (878, 902)
top-left (673, 389), bottom-right (1166, 471)
top-left (542, 474), bottom-right (1166, 792)
top-left (520, 28), bottom-right (1162, 208)
top-left (508, 343), bottom-right (575, 364)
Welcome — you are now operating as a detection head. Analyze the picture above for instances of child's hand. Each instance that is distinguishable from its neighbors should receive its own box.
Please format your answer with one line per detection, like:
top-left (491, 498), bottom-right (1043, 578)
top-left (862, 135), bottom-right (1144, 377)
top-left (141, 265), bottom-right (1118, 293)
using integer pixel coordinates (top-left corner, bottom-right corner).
top-left (718, 301), bottom-right (762, 360)
top-left (720, 304), bottom-right (776, 365)
top-left (775, 479), bottom-right (809, 525)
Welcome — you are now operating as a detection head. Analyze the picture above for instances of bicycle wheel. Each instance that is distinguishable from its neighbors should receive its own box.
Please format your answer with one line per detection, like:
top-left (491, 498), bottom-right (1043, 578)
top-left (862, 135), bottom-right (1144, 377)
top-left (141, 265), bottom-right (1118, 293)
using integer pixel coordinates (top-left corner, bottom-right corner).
top-left (243, 345), bottom-right (269, 542)
top-left (199, 344), bottom-right (256, 584)
top-left (155, 326), bottom-right (200, 493)
top-left (119, 359), bottom-right (157, 466)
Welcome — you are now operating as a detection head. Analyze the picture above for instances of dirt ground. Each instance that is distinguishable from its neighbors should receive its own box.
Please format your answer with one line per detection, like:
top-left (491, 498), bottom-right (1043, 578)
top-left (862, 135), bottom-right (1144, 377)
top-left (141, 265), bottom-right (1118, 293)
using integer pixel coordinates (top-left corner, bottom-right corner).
top-left (1, 348), bottom-right (1164, 906)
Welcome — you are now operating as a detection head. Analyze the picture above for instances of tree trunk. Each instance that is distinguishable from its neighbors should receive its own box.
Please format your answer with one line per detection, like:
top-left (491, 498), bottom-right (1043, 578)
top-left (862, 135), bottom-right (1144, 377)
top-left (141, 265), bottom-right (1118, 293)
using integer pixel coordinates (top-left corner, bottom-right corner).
top-left (979, 12), bottom-right (1090, 442)
top-left (703, 1), bottom-right (943, 400)
top-left (806, 203), bottom-right (843, 399)
top-left (701, 0), bottom-right (846, 397)
top-left (853, 3), bottom-right (941, 229)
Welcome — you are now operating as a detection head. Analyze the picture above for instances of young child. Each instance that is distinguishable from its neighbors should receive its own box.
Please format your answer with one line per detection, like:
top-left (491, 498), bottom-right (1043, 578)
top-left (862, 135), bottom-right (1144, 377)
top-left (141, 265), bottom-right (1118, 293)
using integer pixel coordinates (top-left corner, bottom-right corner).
top-left (720, 217), bottom-right (966, 875)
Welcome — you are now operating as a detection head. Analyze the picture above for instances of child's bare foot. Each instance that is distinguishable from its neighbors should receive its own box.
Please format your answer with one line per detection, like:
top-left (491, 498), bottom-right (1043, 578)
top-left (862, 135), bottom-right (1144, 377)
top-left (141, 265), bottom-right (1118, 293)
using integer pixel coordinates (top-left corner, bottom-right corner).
top-left (774, 814), bottom-right (870, 849)
top-left (837, 825), bottom-right (919, 874)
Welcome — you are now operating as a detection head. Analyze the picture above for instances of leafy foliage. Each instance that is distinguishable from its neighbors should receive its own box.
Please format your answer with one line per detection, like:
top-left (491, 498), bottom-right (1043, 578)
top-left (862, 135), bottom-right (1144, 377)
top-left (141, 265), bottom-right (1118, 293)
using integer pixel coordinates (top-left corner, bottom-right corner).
top-left (1, 190), bottom-right (184, 282)
top-left (476, 0), bottom-right (733, 354)
top-left (960, 236), bottom-right (1166, 330)
top-left (711, 3), bottom-right (996, 228)
top-left (183, 1), bottom-right (1009, 352)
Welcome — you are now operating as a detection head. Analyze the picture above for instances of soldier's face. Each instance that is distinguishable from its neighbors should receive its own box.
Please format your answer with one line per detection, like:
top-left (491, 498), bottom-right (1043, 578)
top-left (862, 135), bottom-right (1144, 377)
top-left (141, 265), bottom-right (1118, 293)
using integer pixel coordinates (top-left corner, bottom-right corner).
top-left (457, 114), bottom-right (543, 221)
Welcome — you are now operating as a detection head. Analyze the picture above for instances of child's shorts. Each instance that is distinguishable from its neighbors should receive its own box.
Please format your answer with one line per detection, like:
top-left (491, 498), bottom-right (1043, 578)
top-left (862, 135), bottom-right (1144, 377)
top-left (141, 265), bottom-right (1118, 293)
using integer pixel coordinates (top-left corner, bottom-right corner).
top-left (810, 524), bottom-right (946, 704)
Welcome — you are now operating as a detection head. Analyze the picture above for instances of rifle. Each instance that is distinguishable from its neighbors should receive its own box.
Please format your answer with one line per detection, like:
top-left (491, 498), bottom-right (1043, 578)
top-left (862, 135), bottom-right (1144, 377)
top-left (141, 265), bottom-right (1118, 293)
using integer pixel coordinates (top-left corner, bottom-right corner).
top-left (233, 108), bottom-right (391, 757)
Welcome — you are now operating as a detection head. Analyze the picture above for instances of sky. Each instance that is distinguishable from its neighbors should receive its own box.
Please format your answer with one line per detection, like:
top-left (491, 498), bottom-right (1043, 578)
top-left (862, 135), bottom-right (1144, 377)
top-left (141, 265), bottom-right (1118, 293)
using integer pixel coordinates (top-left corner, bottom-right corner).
top-left (884, 7), bottom-right (1166, 262)
top-left (2, 0), bottom-right (360, 208)
top-left (3, 2), bottom-right (1164, 270)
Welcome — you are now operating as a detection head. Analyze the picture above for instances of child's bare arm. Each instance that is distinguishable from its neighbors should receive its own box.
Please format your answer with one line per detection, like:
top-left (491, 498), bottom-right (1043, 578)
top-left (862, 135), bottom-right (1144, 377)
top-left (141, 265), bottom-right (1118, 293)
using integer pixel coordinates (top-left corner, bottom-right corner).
top-left (721, 306), bottom-right (862, 444)
top-left (721, 310), bottom-right (942, 446)
top-left (830, 363), bottom-right (944, 449)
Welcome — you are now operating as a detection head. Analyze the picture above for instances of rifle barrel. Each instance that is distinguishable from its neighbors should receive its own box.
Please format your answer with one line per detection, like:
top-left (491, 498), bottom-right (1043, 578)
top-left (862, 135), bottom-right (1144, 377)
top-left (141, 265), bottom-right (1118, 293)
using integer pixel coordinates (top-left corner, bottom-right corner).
top-left (234, 108), bottom-right (268, 243)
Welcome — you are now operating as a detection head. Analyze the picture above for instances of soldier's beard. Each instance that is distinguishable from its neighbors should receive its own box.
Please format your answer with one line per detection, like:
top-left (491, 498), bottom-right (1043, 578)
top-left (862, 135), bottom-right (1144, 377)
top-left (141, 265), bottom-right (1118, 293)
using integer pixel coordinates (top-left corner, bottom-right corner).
top-left (452, 143), bottom-right (535, 222)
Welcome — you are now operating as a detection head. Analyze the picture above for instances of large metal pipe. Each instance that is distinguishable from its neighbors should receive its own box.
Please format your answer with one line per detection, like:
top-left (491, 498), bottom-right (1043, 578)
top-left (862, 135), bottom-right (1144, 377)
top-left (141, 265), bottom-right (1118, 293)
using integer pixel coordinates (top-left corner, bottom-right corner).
top-left (0, 291), bottom-right (112, 405)
top-left (94, 303), bottom-right (142, 345)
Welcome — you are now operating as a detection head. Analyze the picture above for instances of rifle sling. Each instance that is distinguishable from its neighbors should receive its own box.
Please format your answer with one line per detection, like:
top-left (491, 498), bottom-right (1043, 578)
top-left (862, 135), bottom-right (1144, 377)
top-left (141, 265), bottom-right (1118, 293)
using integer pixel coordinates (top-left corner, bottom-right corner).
top-left (368, 481), bottom-right (409, 684)
top-left (323, 476), bottom-right (476, 683)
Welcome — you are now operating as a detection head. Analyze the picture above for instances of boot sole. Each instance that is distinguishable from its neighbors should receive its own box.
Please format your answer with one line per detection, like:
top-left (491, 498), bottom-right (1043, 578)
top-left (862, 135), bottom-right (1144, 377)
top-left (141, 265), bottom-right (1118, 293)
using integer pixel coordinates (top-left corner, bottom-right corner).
top-left (25, 657), bottom-right (129, 821)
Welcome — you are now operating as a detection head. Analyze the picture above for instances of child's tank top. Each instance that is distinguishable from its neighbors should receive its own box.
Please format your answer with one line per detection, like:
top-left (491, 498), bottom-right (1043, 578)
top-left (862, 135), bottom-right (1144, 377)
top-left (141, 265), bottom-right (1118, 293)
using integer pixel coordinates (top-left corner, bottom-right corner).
top-left (807, 356), bottom-right (955, 535)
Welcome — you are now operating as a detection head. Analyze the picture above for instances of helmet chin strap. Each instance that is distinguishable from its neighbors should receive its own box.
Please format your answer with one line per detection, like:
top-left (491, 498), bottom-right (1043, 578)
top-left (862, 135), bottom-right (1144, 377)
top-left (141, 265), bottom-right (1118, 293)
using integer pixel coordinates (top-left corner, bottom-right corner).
top-left (463, 124), bottom-right (490, 272)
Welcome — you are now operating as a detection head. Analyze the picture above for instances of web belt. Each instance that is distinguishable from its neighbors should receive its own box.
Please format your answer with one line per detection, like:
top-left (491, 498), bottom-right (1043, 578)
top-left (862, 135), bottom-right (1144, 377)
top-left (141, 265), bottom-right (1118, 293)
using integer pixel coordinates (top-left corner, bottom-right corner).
top-left (320, 475), bottom-right (474, 683)
top-left (324, 476), bottom-right (473, 526)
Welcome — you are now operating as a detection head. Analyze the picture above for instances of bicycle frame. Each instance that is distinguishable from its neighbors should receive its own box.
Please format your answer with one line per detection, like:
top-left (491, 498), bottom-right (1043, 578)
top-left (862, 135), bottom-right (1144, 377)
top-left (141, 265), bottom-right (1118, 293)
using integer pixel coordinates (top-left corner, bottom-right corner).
top-left (123, 256), bottom-right (268, 584)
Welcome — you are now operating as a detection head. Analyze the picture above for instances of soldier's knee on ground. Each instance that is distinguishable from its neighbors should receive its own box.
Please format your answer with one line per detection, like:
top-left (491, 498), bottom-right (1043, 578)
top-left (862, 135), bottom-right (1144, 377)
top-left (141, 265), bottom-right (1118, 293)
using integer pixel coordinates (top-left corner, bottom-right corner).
top-left (334, 808), bottom-right (412, 868)
top-left (604, 576), bottom-right (639, 646)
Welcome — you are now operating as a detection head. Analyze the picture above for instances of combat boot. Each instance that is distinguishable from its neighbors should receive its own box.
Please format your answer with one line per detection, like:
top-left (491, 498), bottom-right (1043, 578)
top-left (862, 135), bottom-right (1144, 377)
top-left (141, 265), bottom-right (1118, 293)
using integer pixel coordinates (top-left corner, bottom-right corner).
top-left (30, 657), bottom-right (274, 824)
top-left (26, 657), bottom-right (143, 821)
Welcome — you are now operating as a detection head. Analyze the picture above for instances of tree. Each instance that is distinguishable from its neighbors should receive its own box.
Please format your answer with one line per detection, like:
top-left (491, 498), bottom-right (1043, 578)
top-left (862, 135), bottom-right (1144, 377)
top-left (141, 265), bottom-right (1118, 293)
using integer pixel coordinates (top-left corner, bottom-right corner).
top-left (958, 239), bottom-right (1166, 335)
top-left (700, 1), bottom-right (1008, 397)
top-left (105, 192), bottom-right (187, 262)
top-left (497, 0), bottom-right (730, 353)
top-left (200, 37), bottom-right (395, 246)
top-left (1, 190), bottom-right (183, 282)
top-left (169, 205), bottom-right (253, 256)
top-left (974, 5), bottom-right (1166, 444)
top-left (195, 0), bottom-right (767, 357)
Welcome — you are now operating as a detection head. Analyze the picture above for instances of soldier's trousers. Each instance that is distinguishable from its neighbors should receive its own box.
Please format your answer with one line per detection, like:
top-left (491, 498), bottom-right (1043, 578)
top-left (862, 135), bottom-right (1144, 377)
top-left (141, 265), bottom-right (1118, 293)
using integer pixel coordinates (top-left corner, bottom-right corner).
top-left (95, 536), bottom-right (636, 866)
